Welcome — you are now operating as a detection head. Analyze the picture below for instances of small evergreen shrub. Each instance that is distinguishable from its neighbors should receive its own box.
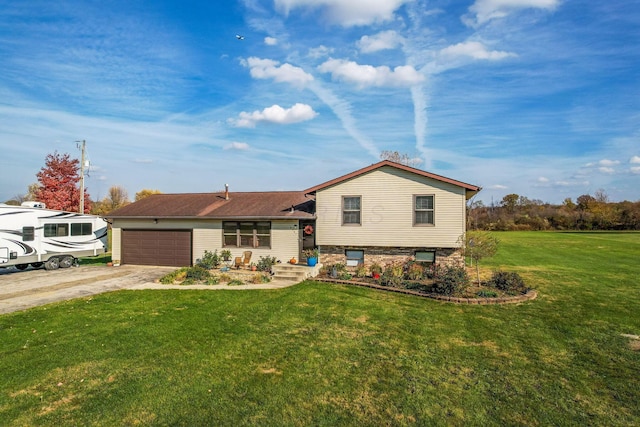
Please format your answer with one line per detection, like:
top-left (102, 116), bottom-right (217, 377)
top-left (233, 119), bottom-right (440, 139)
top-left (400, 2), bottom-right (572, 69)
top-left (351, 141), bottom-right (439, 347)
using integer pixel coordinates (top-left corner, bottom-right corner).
top-left (256, 256), bottom-right (278, 272)
top-left (186, 266), bottom-right (211, 281)
top-left (432, 265), bottom-right (469, 295)
top-left (488, 271), bottom-right (528, 294)
top-left (477, 290), bottom-right (498, 298)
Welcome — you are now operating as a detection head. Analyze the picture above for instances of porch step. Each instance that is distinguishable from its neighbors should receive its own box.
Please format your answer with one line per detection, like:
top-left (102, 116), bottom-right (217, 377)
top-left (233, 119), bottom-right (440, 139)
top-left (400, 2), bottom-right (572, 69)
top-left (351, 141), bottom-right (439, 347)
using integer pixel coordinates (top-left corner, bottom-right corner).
top-left (272, 263), bottom-right (322, 282)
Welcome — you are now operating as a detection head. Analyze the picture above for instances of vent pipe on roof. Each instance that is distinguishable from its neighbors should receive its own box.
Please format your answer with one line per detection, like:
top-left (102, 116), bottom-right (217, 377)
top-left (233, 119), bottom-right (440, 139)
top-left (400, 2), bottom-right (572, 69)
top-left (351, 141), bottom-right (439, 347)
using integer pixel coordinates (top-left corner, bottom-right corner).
top-left (225, 184), bottom-right (229, 200)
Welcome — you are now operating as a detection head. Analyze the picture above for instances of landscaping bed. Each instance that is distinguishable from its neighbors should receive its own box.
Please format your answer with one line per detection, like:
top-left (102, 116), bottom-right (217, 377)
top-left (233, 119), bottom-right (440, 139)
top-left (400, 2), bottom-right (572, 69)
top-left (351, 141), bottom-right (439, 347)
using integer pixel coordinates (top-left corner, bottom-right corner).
top-left (315, 260), bottom-right (533, 303)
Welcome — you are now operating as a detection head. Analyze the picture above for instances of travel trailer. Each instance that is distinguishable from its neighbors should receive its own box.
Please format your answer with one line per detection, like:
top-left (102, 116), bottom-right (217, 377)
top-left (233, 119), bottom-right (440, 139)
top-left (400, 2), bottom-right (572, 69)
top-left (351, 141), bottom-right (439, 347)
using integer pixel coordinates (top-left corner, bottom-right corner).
top-left (0, 203), bottom-right (108, 271)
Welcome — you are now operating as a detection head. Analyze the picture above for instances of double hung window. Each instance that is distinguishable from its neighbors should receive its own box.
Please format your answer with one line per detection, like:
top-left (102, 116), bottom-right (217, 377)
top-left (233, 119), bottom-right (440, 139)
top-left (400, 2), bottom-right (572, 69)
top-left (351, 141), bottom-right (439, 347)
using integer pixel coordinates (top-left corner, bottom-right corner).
top-left (414, 195), bottom-right (434, 226)
top-left (342, 196), bottom-right (361, 225)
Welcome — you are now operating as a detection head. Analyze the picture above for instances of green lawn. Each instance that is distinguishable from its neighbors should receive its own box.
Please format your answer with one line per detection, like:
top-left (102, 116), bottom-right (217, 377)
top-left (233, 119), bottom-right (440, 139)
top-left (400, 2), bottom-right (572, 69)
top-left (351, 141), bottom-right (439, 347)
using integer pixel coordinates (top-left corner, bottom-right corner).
top-left (1, 232), bottom-right (639, 426)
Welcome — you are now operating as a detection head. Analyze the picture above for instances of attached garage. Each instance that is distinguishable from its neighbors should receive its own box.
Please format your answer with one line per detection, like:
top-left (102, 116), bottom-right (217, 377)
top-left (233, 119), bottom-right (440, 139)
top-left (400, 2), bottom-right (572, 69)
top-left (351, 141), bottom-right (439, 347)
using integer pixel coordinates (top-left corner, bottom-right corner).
top-left (121, 229), bottom-right (192, 267)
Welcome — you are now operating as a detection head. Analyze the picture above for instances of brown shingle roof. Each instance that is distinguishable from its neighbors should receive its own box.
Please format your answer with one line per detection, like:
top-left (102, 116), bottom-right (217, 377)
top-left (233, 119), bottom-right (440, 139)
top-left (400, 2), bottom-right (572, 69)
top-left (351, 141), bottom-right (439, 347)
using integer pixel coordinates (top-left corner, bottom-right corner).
top-left (304, 160), bottom-right (481, 198)
top-left (107, 191), bottom-right (315, 219)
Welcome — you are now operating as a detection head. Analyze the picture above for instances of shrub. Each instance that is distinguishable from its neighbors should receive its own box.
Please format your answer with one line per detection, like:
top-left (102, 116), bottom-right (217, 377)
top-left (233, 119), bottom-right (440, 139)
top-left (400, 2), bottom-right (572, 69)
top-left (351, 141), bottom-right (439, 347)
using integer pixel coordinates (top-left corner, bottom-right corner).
top-left (369, 262), bottom-right (383, 276)
top-left (488, 271), bottom-right (528, 294)
top-left (256, 255), bottom-right (278, 272)
top-left (196, 250), bottom-right (221, 269)
top-left (354, 265), bottom-right (367, 278)
top-left (186, 266), bottom-right (211, 281)
top-left (432, 265), bottom-right (469, 295)
top-left (251, 273), bottom-right (271, 284)
top-left (405, 262), bottom-right (425, 281)
top-left (228, 279), bottom-right (245, 286)
top-left (218, 273), bottom-right (232, 283)
top-left (159, 268), bottom-right (188, 284)
top-left (380, 262), bottom-right (404, 287)
top-left (205, 276), bottom-right (220, 285)
top-left (477, 290), bottom-right (498, 298)
top-left (338, 272), bottom-right (353, 280)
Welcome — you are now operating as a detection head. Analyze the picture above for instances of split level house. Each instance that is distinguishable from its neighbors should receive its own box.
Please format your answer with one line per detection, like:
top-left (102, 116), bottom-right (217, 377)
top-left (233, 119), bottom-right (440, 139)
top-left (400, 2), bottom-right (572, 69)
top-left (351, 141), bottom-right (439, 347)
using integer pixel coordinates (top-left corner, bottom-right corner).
top-left (107, 160), bottom-right (480, 270)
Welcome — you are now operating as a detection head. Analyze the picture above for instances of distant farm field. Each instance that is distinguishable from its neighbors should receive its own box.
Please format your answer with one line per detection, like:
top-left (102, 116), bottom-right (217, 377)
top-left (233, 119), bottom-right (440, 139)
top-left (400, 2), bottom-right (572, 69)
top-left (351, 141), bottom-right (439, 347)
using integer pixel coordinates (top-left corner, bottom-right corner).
top-left (1, 232), bottom-right (639, 426)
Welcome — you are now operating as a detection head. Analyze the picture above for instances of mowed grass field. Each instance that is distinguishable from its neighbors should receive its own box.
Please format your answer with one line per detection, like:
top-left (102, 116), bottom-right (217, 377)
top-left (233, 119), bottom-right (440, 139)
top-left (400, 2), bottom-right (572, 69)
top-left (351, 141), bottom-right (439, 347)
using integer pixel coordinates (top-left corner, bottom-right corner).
top-left (1, 232), bottom-right (639, 426)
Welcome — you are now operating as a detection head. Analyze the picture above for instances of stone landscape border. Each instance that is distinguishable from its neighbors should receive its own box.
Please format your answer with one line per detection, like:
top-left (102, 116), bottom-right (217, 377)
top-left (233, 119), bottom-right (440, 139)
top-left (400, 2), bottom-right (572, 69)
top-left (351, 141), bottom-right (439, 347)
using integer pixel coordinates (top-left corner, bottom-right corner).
top-left (316, 278), bottom-right (537, 305)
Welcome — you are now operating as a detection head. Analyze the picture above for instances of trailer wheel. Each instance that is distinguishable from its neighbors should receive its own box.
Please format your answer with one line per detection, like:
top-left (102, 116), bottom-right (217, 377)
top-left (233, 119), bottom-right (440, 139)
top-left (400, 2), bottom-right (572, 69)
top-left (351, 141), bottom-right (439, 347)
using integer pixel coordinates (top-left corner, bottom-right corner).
top-left (44, 257), bottom-right (60, 271)
top-left (15, 264), bottom-right (29, 270)
top-left (31, 262), bottom-right (44, 269)
top-left (59, 256), bottom-right (75, 269)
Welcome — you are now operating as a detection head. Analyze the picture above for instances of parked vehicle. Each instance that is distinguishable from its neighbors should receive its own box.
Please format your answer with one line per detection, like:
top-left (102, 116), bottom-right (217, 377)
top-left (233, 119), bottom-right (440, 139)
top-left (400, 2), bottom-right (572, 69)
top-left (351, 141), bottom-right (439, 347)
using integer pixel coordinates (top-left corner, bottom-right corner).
top-left (0, 202), bottom-right (108, 271)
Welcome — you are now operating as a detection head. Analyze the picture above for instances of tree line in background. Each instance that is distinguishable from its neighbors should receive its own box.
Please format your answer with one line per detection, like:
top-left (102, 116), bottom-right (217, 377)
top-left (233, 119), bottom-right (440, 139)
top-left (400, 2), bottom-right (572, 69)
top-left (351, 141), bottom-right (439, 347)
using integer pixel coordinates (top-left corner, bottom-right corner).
top-left (5, 151), bottom-right (161, 214)
top-left (468, 192), bottom-right (640, 231)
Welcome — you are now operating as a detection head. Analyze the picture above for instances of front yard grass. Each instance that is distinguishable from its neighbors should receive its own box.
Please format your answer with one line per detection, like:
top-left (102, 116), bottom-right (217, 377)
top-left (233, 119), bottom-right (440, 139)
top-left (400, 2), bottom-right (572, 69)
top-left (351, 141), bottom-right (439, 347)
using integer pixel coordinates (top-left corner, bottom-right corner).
top-left (1, 231), bottom-right (639, 425)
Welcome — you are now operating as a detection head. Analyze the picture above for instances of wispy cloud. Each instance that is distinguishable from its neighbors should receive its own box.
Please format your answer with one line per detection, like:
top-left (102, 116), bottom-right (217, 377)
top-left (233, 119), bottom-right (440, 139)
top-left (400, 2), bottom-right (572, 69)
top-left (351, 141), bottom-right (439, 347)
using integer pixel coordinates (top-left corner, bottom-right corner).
top-left (224, 142), bottom-right (250, 151)
top-left (273, 0), bottom-right (410, 27)
top-left (228, 103), bottom-right (318, 128)
top-left (357, 30), bottom-right (404, 53)
top-left (463, 0), bottom-right (561, 27)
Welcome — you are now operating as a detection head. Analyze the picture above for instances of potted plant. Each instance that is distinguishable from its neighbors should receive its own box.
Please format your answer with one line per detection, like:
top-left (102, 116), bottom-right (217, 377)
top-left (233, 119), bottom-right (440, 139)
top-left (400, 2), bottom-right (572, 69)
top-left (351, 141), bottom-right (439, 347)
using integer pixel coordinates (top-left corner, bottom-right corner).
top-left (220, 249), bottom-right (232, 261)
top-left (250, 262), bottom-right (257, 271)
top-left (303, 248), bottom-right (319, 267)
top-left (369, 262), bottom-right (382, 280)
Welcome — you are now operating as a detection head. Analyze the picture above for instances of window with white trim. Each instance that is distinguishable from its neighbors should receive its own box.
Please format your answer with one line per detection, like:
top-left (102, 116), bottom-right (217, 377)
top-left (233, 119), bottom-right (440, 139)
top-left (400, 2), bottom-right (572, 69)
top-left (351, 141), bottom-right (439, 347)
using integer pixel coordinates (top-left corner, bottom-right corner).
top-left (414, 195), bottom-right (434, 225)
top-left (342, 196), bottom-right (361, 225)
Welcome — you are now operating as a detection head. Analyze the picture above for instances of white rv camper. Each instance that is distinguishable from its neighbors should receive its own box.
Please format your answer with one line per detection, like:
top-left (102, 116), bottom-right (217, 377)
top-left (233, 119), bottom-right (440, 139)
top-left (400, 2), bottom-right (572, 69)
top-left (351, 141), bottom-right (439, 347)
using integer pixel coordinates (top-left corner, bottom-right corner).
top-left (0, 203), bottom-right (108, 271)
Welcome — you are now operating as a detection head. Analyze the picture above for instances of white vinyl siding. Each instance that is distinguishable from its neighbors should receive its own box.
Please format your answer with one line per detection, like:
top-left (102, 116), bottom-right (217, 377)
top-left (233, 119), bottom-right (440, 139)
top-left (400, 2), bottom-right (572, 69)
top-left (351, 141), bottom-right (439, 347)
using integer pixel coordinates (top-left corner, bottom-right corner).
top-left (314, 166), bottom-right (467, 248)
top-left (111, 218), bottom-right (300, 265)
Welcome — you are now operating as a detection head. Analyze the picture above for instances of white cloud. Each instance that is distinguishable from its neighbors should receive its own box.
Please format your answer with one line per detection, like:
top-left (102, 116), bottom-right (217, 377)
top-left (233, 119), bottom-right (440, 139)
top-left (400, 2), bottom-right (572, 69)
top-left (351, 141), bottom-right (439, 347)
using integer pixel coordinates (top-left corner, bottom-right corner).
top-left (440, 41), bottom-right (516, 61)
top-left (357, 30), bottom-right (404, 53)
top-left (537, 176), bottom-right (549, 183)
top-left (598, 159), bottom-right (620, 166)
top-left (274, 0), bottom-right (410, 27)
top-left (489, 184), bottom-right (508, 189)
top-left (308, 45), bottom-right (334, 59)
top-left (629, 155), bottom-right (640, 164)
top-left (229, 103), bottom-right (318, 128)
top-left (598, 167), bottom-right (615, 174)
top-left (464, 0), bottom-right (560, 27)
top-left (244, 57), bottom-right (314, 87)
top-left (631, 166), bottom-right (640, 175)
top-left (264, 37), bottom-right (278, 46)
top-left (318, 59), bottom-right (424, 88)
top-left (224, 142), bottom-right (250, 151)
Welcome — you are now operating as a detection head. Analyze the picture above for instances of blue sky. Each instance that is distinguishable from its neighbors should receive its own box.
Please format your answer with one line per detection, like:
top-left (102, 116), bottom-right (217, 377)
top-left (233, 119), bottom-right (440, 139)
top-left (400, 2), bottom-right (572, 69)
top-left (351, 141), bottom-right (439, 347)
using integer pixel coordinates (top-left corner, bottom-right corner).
top-left (1, 0), bottom-right (639, 205)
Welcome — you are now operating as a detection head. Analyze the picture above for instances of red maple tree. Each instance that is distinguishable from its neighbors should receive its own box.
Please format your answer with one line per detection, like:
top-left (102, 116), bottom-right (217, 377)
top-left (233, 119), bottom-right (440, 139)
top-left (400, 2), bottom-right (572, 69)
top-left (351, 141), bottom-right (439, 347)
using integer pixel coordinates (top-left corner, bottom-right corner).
top-left (35, 152), bottom-right (92, 213)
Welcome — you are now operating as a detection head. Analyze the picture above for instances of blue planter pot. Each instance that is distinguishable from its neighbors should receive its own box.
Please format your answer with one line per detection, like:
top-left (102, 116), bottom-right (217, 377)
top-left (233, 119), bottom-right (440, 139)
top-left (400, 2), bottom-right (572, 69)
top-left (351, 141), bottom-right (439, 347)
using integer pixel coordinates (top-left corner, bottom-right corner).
top-left (307, 257), bottom-right (317, 267)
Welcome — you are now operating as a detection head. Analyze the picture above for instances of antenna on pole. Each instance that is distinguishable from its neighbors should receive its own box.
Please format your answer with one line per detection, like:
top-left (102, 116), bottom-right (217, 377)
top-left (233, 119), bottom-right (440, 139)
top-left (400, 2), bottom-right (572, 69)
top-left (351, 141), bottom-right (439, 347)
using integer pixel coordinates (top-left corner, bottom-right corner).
top-left (76, 140), bottom-right (86, 213)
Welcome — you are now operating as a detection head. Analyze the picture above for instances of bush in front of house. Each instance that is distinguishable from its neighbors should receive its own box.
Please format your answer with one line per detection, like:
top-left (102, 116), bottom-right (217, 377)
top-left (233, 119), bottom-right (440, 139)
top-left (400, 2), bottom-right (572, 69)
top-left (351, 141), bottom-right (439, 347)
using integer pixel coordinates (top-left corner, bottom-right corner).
top-left (380, 262), bottom-right (404, 287)
top-left (487, 270), bottom-right (528, 295)
top-left (256, 255), bottom-right (278, 272)
top-left (196, 250), bottom-right (221, 269)
top-left (432, 265), bottom-right (470, 295)
top-left (405, 261), bottom-right (425, 281)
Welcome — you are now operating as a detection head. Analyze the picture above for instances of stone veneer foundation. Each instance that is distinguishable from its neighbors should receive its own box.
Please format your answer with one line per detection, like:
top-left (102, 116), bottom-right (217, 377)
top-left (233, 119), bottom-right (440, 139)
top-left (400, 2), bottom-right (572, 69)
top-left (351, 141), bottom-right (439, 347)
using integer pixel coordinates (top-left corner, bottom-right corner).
top-left (319, 246), bottom-right (464, 269)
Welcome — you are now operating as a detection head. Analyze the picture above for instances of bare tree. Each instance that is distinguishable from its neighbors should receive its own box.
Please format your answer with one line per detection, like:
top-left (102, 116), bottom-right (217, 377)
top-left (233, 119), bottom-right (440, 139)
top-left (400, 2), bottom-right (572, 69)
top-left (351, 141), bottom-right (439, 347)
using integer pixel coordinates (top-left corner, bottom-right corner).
top-left (379, 150), bottom-right (423, 168)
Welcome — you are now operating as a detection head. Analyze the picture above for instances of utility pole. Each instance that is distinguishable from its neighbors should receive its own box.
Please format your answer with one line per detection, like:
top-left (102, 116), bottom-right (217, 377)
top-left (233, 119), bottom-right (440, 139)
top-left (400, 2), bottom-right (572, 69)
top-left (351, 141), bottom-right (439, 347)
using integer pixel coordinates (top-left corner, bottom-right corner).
top-left (76, 140), bottom-right (86, 214)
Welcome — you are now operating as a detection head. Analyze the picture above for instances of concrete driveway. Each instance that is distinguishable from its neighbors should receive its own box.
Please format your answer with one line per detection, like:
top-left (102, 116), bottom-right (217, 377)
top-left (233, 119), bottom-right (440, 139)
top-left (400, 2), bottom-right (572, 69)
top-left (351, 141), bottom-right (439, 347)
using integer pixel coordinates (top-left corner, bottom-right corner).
top-left (0, 265), bottom-right (174, 315)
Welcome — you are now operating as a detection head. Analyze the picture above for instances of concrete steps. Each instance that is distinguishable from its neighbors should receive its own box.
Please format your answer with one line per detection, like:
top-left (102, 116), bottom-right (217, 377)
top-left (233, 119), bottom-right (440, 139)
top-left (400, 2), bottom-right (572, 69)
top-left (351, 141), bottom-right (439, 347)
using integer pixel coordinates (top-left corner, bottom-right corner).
top-left (272, 263), bottom-right (322, 282)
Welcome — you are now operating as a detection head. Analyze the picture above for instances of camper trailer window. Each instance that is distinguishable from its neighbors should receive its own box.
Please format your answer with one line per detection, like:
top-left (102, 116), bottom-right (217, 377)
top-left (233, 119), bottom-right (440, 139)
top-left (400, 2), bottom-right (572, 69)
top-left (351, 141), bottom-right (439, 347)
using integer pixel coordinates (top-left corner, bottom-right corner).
top-left (71, 223), bottom-right (92, 236)
top-left (44, 223), bottom-right (69, 237)
top-left (22, 226), bottom-right (35, 241)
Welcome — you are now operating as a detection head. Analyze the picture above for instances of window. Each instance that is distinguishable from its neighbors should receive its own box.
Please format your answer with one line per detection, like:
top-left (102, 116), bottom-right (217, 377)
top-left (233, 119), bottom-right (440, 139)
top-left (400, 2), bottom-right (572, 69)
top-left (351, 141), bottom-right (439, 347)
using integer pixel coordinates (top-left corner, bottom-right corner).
top-left (414, 195), bottom-right (434, 225)
top-left (415, 250), bottom-right (436, 264)
top-left (345, 249), bottom-right (364, 267)
top-left (71, 223), bottom-right (92, 236)
top-left (44, 223), bottom-right (68, 237)
top-left (22, 226), bottom-right (35, 242)
top-left (223, 221), bottom-right (271, 248)
top-left (342, 196), bottom-right (361, 225)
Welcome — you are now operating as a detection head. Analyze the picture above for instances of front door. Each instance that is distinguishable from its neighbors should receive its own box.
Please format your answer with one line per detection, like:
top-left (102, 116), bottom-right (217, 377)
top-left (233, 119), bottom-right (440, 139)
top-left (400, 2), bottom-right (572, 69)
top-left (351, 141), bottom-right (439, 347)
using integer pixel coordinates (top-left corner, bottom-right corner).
top-left (299, 220), bottom-right (315, 261)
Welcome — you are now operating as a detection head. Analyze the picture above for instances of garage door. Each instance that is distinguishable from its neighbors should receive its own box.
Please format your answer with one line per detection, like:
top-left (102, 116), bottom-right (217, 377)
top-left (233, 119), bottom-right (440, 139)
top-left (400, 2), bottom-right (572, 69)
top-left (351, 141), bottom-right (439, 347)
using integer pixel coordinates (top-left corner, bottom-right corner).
top-left (122, 230), bottom-right (192, 267)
